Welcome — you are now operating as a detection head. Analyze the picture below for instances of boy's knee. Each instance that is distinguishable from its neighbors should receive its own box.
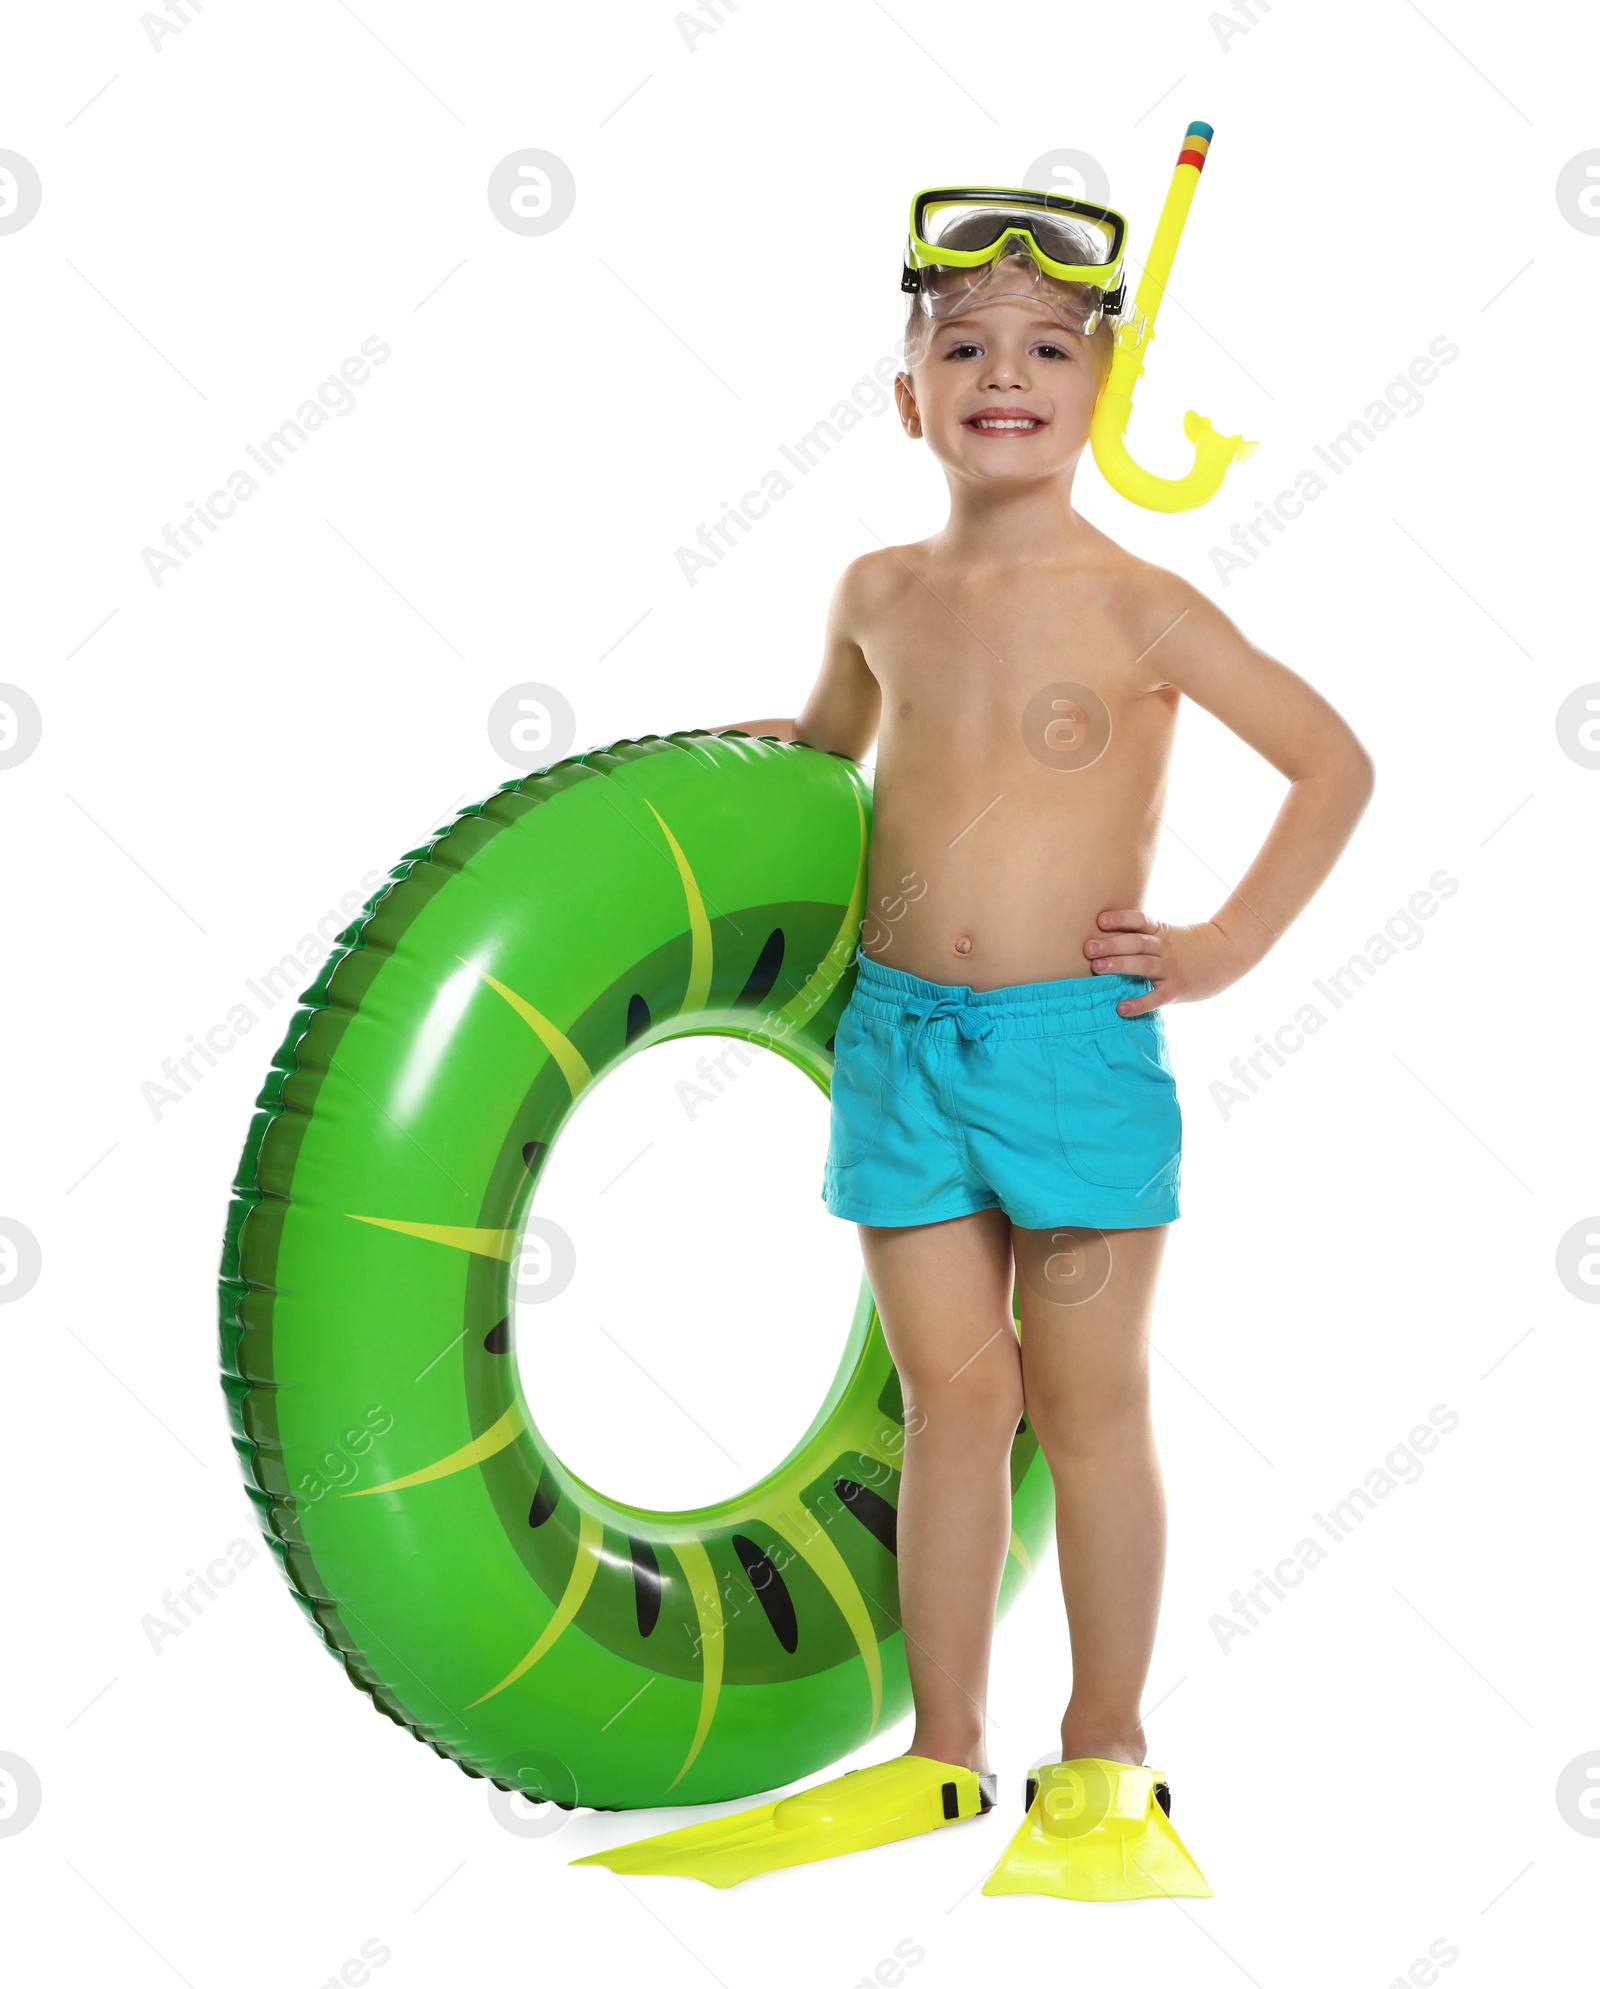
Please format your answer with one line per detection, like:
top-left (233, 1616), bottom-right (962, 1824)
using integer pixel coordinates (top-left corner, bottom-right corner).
top-left (1023, 1386), bottom-right (1149, 1461)
top-left (976, 1369), bottom-right (1027, 1431)
top-left (907, 1364), bottom-right (1024, 1439)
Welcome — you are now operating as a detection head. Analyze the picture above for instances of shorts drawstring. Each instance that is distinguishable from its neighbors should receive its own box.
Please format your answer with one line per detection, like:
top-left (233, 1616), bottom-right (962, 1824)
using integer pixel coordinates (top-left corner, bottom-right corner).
top-left (908, 995), bottom-right (998, 1059)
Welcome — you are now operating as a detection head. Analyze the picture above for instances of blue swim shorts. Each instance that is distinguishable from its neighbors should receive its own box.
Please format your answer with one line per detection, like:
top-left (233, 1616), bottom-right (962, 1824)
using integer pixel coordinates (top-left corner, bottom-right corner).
top-left (821, 947), bottom-right (1182, 1231)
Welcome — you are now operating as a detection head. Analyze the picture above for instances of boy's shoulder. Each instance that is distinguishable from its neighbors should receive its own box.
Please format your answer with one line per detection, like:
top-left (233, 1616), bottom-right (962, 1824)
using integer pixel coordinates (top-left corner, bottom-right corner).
top-left (831, 543), bottom-right (919, 602)
top-left (1080, 536), bottom-right (1229, 658)
top-left (1094, 543), bottom-right (1205, 618)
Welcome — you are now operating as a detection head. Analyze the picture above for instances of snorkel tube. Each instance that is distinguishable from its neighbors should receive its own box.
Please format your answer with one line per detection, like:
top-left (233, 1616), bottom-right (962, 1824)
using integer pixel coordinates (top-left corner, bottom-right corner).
top-left (1090, 121), bottom-right (1256, 512)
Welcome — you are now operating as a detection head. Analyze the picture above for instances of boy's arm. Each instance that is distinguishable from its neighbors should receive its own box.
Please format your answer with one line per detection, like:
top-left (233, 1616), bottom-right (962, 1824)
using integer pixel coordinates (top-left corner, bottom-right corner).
top-left (1092, 580), bottom-right (1377, 1012)
top-left (709, 559), bottom-right (882, 762)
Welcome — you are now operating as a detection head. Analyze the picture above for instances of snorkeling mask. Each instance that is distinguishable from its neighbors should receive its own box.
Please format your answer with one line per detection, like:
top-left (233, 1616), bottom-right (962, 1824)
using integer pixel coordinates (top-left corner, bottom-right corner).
top-left (899, 124), bottom-right (1257, 513)
top-left (902, 188), bottom-right (1128, 337)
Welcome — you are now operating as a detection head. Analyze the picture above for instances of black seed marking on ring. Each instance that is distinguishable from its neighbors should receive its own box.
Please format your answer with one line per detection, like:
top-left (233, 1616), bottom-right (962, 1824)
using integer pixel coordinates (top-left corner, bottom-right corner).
top-left (528, 1468), bottom-right (558, 1529)
top-left (483, 1318), bottom-right (510, 1354)
top-left (628, 1536), bottom-right (663, 1639)
top-left (941, 1780), bottom-right (959, 1819)
top-left (737, 929), bottom-right (785, 1005)
top-left (825, 1032), bottom-right (836, 1053)
top-left (626, 993), bottom-right (651, 1043)
top-left (521, 1140), bottom-right (547, 1171)
top-left (730, 1533), bottom-right (799, 1653)
top-left (833, 1478), bottom-right (899, 1555)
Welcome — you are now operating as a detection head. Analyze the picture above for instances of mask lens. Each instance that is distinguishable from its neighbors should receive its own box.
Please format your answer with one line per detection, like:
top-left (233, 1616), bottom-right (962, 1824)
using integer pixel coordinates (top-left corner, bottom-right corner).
top-left (916, 253), bottom-right (1106, 336)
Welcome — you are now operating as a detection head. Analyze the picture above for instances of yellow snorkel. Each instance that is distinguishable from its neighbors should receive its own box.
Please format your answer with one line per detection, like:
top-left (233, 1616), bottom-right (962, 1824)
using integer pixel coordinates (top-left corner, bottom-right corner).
top-left (1089, 121), bottom-right (1256, 512)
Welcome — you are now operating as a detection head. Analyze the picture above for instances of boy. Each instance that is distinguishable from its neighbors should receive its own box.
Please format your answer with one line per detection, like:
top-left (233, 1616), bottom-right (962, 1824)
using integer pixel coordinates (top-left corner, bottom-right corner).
top-left (599, 188), bottom-right (1372, 1897)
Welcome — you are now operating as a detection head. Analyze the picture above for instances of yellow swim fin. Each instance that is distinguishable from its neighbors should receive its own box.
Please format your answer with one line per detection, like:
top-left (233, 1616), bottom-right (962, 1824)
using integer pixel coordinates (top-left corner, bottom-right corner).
top-left (981, 1757), bottom-right (1212, 1903)
top-left (572, 1754), bottom-right (997, 1888)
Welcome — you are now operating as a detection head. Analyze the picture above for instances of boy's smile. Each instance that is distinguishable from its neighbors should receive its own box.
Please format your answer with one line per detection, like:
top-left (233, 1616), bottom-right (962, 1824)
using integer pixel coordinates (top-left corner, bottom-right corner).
top-left (965, 405), bottom-right (1049, 436)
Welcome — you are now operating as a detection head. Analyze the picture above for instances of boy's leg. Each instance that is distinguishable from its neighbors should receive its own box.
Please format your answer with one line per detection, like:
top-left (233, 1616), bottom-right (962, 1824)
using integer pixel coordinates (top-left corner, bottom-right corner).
top-left (856, 1207), bottom-right (1023, 1776)
top-left (1011, 1222), bottom-right (1170, 1765)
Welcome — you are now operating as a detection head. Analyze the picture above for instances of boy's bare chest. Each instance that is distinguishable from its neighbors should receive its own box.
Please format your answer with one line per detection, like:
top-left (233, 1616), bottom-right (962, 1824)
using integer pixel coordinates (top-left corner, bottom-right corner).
top-left (859, 573), bottom-right (1162, 756)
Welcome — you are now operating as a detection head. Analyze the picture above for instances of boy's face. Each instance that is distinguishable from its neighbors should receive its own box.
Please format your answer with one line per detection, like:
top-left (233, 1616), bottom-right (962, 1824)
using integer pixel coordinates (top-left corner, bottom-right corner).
top-left (895, 297), bottom-right (1109, 485)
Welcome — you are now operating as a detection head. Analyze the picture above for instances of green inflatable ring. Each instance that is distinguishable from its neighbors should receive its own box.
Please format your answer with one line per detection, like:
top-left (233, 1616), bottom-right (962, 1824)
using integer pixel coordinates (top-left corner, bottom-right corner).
top-left (219, 731), bottom-right (1054, 1810)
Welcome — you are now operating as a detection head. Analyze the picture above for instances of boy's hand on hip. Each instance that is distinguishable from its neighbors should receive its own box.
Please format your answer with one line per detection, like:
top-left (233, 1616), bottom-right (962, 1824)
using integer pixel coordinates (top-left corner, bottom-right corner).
top-left (1084, 912), bottom-right (1246, 1015)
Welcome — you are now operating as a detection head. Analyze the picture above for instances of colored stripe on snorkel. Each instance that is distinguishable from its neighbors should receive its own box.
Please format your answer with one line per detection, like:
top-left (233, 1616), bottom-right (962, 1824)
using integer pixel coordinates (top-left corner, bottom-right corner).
top-left (1179, 119), bottom-right (1212, 171)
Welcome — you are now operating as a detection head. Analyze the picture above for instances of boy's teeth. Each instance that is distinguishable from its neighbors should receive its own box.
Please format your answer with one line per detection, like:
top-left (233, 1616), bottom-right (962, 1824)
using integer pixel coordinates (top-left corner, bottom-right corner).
top-left (974, 417), bottom-right (1038, 429)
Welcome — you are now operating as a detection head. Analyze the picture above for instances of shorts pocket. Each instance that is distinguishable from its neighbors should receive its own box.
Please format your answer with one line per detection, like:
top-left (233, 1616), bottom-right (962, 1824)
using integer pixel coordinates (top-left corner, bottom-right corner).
top-left (1054, 1014), bottom-right (1182, 1192)
top-left (826, 1005), bottom-right (885, 1170)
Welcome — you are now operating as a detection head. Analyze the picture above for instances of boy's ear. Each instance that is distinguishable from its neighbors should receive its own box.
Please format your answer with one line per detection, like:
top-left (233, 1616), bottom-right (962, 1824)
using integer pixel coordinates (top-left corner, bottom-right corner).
top-left (894, 371), bottom-right (922, 439)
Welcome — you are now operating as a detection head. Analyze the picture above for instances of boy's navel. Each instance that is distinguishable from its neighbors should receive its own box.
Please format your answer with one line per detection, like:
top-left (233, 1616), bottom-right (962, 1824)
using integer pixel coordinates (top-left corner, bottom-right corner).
top-left (954, 934), bottom-right (972, 956)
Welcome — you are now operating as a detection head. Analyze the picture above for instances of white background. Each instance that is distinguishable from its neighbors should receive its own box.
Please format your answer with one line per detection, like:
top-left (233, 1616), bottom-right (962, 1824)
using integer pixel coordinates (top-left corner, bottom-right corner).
top-left (3, 0), bottom-right (1597, 1983)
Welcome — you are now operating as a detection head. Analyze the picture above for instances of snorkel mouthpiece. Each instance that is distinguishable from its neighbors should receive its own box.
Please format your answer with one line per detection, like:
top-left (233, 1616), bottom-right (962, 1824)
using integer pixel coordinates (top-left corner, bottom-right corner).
top-left (1089, 120), bottom-right (1256, 512)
